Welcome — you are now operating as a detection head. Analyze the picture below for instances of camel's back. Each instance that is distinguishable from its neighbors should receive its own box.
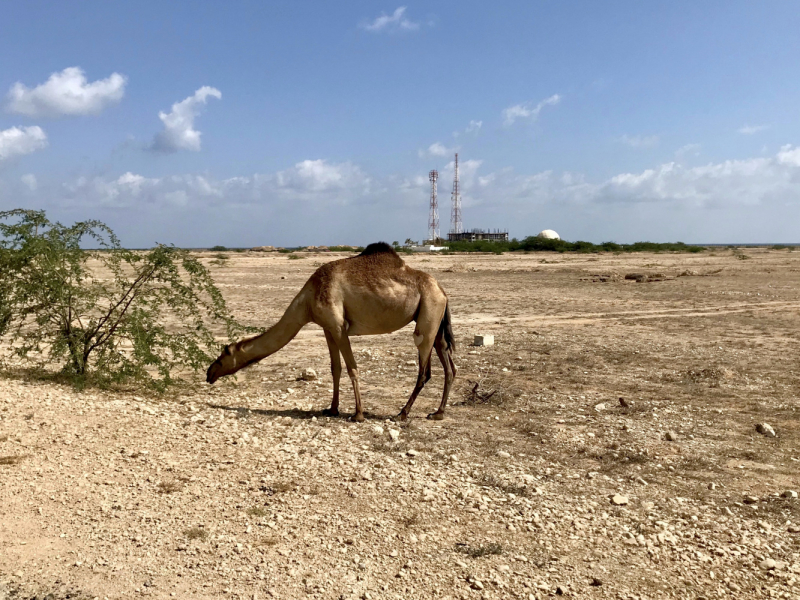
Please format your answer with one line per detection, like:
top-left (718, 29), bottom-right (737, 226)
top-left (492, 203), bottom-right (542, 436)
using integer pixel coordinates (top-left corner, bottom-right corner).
top-left (308, 242), bottom-right (440, 306)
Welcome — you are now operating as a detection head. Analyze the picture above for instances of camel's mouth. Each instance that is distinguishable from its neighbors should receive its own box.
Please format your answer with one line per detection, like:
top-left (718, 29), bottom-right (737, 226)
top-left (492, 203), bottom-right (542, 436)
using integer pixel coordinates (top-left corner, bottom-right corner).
top-left (206, 361), bottom-right (221, 384)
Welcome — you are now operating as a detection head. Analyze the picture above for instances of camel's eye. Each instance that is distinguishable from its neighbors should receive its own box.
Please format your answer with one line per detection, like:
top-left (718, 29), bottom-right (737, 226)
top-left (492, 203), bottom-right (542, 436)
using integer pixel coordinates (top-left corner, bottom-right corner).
top-left (223, 345), bottom-right (232, 356)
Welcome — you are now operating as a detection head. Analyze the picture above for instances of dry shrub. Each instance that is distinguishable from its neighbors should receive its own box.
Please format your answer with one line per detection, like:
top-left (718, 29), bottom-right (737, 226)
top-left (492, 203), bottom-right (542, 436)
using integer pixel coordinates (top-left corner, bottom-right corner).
top-left (270, 481), bottom-right (297, 494)
top-left (461, 372), bottom-right (524, 407)
top-left (662, 367), bottom-right (735, 387)
top-left (157, 480), bottom-right (182, 494)
top-left (184, 527), bottom-right (208, 541)
top-left (246, 506), bottom-right (270, 518)
top-left (455, 542), bottom-right (503, 558)
top-left (398, 511), bottom-right (420, 528)
top-left (591, 447), bottom-right (650, 473)
top-left (478, 473), bottom-right (530, 497)
top-left (443, 263), bottom-right (476, 273)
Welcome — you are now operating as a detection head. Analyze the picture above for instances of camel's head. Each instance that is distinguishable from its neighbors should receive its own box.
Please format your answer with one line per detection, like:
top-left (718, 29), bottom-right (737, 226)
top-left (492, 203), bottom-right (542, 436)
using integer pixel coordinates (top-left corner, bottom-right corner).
top-left (206, 344), bottom-right (237, 384)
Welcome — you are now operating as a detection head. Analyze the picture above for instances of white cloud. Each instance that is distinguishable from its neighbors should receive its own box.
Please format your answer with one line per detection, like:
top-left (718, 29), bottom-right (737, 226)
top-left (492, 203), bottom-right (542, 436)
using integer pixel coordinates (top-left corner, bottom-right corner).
top-left (502, 94), bottom-right (560, 126)
top-left (476, 147), bottom-right (800, 210)
top-left (466, 120), bottom-right (483, 133)
top-left (6, 67), bottom-right (126, 118)
top-left (738, 124), bottom-right (769, 135)
top-left (0, 126), bottom-right (48, 161)
top-left (275, 159), bottom-right (370, 194)
top-left (20, 174), bottom-right (37, 191)
top-left (620, 134), bottom-right (659, 148)
top-left (150, 86), bottom-right (221, 153)
top-left (418, 142), bottom-right (456, 158)
top-left (54, 159), bottom-right (372, 209)
top-left (675, 143), bottom-right (701, 160)
top-left (360, 6), bottom-right (419, 32)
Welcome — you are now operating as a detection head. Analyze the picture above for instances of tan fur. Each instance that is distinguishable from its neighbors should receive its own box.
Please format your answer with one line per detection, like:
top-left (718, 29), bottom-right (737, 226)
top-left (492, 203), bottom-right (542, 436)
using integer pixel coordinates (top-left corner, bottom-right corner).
top-left (206, 245), bottom-right (456, 421)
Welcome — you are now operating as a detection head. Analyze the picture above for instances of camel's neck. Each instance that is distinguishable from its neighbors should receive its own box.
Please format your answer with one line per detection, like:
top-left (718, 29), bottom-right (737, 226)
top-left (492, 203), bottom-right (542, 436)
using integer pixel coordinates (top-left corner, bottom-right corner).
top-left (233, 293), bottom-right (310, 371)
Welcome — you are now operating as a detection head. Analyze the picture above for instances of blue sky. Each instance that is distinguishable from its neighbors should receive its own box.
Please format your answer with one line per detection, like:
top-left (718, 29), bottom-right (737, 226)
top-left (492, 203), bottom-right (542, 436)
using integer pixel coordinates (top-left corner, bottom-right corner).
top-left (1, 1), bottom-right (800, 246)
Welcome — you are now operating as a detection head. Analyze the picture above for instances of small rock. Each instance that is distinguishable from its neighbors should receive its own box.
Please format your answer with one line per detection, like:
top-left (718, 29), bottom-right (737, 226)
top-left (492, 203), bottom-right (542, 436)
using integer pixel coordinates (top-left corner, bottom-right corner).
top-left (743, 495), bottom-right (759, 504)
top-left (618, 397), bottom-right (629, 408)
top-left (594, 403), bottom-right (607, 412)
top-left (470, 580), bottom-right (484, 591)
top-left (406, 449), bottom-right (419, 457)
top-left (497, 450), bottom-right (511, 459)
top-left (635, 477), bottom-right (648, 486)
top-left (665, 431), bottom-right (678, 442)
top-left (611, 494), bottom-right (629, 506)
top-left (781, 490), bottom-right (798, 499)
top-left (590, 577), bottom-right (602, 586)
top-left (388, 429), bottom-right (400, 442)
top-left (299, 368), bottom-right (317, 381)
top-left (372, 425), bottom-right (384, 435)
top-left (389, 550), bottom-right (399, 557)
top-left (788, 524), bottom-right (800, 533)
top-left (759, 558), bottom-right (776, 571)
top-left (708, 483), bottom-right (716, 490)
top-left (756, 423), bottom-right (776, 437)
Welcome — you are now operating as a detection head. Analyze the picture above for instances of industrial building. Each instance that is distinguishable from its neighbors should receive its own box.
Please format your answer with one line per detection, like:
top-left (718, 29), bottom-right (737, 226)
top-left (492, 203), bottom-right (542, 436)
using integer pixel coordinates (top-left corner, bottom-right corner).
top-left (447, 229), bottom-right (509, 242)
top-left (425, 153), bottom-right (507, 245)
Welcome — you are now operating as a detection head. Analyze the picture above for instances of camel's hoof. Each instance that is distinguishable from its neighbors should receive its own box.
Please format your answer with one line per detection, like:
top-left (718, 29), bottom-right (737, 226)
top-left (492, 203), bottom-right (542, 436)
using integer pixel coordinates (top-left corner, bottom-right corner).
top-left (392, 412), bottom-right (408, 422)
top-left (350, 413), bottom-right (365, 423)
top-left (321, 408), bottom-right (340, 417)
top-left (426, 411), bottom-right (445, 421)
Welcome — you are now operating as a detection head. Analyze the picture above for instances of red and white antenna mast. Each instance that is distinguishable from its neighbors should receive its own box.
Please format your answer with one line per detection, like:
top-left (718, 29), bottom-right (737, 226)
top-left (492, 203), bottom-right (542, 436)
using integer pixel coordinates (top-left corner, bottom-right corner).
top-left (428, 170), bottom-right (439, 243)
top-left (450, 152), bottom-right (462, 234)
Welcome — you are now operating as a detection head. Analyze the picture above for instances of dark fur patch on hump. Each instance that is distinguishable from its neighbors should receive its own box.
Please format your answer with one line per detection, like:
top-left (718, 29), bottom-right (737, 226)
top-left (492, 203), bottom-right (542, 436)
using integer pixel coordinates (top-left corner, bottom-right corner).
top-left (359, 242), bottom-right (398, 257)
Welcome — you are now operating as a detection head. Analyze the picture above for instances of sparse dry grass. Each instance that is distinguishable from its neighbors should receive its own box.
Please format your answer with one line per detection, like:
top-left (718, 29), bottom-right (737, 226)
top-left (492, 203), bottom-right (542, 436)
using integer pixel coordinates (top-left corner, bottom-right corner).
top-left (246, 506), bottom-right (270, 517)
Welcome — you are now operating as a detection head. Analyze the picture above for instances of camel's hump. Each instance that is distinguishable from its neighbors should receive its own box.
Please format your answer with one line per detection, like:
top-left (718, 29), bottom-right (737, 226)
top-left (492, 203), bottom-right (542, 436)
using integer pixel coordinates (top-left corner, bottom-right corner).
top-left (359, 242), bottom-right (398, 257)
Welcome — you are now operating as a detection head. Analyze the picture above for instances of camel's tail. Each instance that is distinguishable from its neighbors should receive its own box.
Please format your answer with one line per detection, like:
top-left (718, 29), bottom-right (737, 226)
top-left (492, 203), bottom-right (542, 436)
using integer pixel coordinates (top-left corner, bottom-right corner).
top-left (438, 302), bottom-right (455, 353)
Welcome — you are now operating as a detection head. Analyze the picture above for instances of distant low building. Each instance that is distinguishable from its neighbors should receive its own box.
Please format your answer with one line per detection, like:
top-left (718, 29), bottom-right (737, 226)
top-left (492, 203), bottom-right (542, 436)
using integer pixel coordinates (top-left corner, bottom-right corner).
top-left (447, 229), bottom-right (509, 242)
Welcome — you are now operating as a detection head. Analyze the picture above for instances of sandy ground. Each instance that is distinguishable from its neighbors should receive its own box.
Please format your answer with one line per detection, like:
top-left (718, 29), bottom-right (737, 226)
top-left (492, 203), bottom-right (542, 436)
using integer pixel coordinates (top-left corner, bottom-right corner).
top-left (1, 247), bottom-right (799, 599)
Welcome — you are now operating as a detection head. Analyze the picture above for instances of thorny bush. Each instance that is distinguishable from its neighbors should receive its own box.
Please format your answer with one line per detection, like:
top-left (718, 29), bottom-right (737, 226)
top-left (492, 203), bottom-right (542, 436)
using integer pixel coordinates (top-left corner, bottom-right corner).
top-left (0, 209), bottom-right (253, 389)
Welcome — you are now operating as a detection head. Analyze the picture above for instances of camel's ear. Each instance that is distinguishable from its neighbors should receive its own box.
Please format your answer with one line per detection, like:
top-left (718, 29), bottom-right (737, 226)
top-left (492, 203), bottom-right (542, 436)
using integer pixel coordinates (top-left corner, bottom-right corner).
top-left (223, 344), bottom-right (232, 356)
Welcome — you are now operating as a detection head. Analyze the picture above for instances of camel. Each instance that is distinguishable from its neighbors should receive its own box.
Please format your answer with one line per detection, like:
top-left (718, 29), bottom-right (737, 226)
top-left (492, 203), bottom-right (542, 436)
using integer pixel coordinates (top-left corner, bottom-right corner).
top-left (206, 242), bottom-right (456, 422)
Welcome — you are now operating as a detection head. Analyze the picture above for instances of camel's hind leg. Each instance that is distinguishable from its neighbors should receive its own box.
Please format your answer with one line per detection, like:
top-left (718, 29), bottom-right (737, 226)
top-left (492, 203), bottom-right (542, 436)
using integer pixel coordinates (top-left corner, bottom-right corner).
top-left (395, 305), bottom-right (441, 421)
top-left (426, 333), bottom-right (456, 421)
top-left (321, 330), bottom-right (342, 417)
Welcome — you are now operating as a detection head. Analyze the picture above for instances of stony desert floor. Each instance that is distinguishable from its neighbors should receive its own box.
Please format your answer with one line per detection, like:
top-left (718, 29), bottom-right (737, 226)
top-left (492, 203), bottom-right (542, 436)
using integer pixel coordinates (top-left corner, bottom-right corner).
top-left (1, 247), bottom-right (800, 600)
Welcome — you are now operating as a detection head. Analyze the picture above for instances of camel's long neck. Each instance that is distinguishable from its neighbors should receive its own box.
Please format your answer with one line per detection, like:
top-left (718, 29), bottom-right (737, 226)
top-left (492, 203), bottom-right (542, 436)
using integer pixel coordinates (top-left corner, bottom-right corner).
top-left (233, 292), bottom-right (310, 370)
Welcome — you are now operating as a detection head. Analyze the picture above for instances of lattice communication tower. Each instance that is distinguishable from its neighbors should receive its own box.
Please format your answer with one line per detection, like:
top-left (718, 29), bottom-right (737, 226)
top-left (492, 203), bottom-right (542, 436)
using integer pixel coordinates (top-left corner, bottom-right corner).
top-left (450, 152), bottom-right (462, 234)
top-left (428, 170), bottom-right (439, 244)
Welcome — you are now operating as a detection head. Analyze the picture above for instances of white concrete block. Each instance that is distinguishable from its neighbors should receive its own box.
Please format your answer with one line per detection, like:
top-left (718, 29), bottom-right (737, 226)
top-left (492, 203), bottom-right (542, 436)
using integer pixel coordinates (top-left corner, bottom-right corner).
top-left (473, 334), bottom-right (494, 347)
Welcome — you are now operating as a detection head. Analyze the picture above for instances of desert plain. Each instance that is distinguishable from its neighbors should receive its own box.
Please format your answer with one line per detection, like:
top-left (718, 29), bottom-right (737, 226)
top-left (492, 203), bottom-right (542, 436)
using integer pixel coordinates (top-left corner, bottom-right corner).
top-left (1, 247), bottom-right (799, 599)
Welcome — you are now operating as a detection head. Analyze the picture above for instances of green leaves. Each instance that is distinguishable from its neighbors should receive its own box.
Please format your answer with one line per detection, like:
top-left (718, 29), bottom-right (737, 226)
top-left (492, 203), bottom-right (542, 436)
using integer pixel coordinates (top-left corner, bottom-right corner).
top-left (0, 209), bottom-right (253, 389)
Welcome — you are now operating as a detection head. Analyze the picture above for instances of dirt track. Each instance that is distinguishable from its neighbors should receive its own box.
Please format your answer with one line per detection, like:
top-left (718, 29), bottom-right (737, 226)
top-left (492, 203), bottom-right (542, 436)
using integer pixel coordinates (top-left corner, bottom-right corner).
top-left (1, 247), bottom-right (799, 599)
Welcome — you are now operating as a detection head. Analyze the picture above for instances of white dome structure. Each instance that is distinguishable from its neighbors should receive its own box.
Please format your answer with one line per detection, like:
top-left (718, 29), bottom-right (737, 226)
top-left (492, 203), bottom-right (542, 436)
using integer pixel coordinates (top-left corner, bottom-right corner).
top-left (537, 229), bottom-right (560, 240)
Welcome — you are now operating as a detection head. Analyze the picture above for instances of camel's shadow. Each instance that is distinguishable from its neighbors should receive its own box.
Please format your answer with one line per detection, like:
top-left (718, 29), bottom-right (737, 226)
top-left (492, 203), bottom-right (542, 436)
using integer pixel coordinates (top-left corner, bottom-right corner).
top-left (206, 403), bottom-right (387, 422)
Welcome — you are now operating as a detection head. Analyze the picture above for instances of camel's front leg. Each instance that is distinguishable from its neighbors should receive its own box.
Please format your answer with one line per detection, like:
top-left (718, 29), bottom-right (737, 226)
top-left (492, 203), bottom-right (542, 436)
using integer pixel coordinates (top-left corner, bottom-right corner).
top-left (334, 333), bottom-right (365, 422)
top-left (322, 330), bottom-right (341, 417)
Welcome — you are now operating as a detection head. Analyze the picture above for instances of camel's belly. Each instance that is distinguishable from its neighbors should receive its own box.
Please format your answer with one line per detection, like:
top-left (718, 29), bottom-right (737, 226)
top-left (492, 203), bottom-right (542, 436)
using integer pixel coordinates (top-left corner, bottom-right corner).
top-left (346, 315), bottom-right (414, 336)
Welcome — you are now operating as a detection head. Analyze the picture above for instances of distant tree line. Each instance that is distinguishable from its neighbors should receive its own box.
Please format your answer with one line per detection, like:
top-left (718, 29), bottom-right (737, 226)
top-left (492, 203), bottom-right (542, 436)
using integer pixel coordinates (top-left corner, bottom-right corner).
top-left (443, 237), bottom-right (706, 254)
